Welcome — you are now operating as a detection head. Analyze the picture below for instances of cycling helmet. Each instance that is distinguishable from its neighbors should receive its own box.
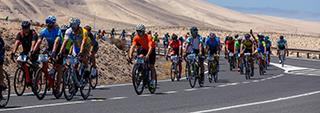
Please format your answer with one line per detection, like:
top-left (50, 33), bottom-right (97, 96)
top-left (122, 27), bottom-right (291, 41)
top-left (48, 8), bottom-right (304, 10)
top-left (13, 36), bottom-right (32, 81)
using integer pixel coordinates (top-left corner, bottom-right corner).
top-left (69, 17), bottom-right (81, 28)
top-left (244, 33), bottom-right (251, 39)
top-left (172, 33), bottom-right (178, 40)
top-left (209, 32), bottom-right (216, 38)
top-left (60, 24), bottom-right (69, 31)
top-left (258, 32), bottom-right (263, 36)
top-left (45, 15), bottom-right (56, 24)
top-left (190, 26), bottom-right (198, 34)
top-left (84, 24), bottom-right (92, 31)
top-left (235, 34), bottom-right (239, 38)
top-left (280, 35), bottom-right (284, 39)
top-left (21, 21), bottom-right (31, 29)
top-left (136, 24), bottom-right (145, 31)
top-left (265, 36), bottom-right (270, 40)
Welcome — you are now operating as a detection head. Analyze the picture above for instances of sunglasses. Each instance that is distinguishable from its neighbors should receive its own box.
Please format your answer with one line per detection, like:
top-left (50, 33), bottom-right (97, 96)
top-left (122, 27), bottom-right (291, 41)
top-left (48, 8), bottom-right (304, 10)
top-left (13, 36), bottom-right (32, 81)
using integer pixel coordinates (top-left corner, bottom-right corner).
top-left (136, 30), bottom-right (144, 33)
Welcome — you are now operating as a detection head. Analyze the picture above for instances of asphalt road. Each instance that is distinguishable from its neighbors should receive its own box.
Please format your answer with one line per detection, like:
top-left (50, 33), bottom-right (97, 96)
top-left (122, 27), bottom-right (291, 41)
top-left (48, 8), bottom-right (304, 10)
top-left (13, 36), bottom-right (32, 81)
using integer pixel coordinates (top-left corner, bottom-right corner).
top-left (1, 55), bottom-right (320, 113)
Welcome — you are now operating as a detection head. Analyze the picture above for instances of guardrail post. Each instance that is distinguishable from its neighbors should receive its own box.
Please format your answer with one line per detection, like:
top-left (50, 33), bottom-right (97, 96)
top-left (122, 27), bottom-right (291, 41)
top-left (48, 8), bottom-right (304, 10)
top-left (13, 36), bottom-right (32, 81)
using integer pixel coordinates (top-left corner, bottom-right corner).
top-left (307, 53), bottom-right (310, 59)
top-left (297, 52), bottom-right (299, 57)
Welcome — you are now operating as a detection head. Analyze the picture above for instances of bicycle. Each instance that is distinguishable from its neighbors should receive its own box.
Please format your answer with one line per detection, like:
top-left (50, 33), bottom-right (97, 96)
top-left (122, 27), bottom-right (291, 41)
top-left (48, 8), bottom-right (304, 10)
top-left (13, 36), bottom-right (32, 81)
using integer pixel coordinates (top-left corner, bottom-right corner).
top-left (243, 53), bottom-right (253, 79)
top-left (0, 70), bottom-right (10, 108)
top-left (207, 54), bottom-right (218, 83)
top-left (63, 55), bottom-right (92, 101)
top-left (12, 54), bottom-right (38, 96)
top-left (279, 50), bottom-right (286, 67)
top-left (265, 51), bottom-right (270, 70)
top-left (228, 52), bottom-right (235, 71)
top-left (89, 57), bottom-right (99, 89)
top-left (257, 53), bottom-right (265, 75)
top-left (131, 55), bottom-right (157, 95)
top-left (169, 55), bottom-right (180, 82)
top-left (186, 53), bottom-right (203, 88)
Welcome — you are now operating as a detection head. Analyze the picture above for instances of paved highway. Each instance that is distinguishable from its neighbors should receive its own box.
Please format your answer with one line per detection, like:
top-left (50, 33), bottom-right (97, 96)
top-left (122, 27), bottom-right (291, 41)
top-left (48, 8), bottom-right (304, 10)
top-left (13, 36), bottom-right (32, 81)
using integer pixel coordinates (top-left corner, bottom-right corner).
top-left (1, 55), bottom-right (320, 113)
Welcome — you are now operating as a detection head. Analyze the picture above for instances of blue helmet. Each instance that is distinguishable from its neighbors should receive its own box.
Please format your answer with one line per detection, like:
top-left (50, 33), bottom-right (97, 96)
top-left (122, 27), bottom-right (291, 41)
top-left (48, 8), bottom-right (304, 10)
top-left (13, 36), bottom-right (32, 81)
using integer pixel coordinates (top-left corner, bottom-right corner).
top-left (45, 15), bottom-right (56, 24)
top-left (69, 17), bottom-right (81, 28)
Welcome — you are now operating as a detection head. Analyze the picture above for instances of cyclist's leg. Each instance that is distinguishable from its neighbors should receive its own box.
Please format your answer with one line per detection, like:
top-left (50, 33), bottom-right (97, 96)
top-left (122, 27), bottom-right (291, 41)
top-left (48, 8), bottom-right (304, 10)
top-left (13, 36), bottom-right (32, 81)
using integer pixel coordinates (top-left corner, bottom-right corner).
top-left (149, 48), bottom-right (156, 81)
top-left (0, 64), bottom-right (5, 89)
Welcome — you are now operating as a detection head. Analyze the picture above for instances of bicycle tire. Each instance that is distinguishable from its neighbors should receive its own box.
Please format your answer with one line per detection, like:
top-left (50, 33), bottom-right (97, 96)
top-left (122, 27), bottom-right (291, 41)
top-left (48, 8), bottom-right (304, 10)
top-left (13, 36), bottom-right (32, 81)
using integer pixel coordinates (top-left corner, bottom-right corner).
top-left (63, 67), bottom-right (76, 101)
top-left (0, 71), bottom-right (10, 108)
top-left (132, 64), bottom-right (144, 95)
top-left (34, 68), bottom-right (48, 100)
top-left (13, 68), bottom-right (26, 96)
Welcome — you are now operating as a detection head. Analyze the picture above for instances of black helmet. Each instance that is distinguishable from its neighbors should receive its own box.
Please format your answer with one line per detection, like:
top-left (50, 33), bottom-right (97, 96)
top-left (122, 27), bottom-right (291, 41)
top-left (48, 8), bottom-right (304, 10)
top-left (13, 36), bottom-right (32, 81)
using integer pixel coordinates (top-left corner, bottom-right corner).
top-left (244, 33), bottom-right (251, 39)
top-left (190, 26), bottom-right (198, 34)
top-left (280, 35), bottom-right (284, 39)
top-left (235, 34), bottom-right (239, 38)
top-left (172, 33), bottom-right (178, 40)
top-left (21, 21), bottom-right (31, 29)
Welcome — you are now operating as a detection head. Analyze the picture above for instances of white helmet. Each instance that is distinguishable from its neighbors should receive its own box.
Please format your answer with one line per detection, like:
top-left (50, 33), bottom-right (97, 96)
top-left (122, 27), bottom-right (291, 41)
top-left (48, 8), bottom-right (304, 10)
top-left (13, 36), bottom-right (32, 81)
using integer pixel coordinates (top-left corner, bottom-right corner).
top-left (136, 24), bottom-right (145, 31)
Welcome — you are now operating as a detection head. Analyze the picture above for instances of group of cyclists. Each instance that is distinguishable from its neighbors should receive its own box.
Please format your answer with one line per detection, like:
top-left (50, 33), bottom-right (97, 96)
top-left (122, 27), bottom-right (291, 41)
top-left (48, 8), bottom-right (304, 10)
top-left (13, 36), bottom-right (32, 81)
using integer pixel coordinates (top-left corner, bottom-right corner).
top-left (0, 16), bottom-right (101, 106)
top-left (0, 19), bottom-right (289, 105)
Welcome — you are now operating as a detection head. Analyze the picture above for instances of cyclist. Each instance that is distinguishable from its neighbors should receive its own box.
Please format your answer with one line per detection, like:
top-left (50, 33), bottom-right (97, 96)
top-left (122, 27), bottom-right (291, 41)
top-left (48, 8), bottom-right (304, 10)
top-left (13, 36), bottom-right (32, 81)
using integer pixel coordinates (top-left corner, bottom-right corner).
top-left (277, 35), bottom-right (287, 63)
top-left (110, 28), bottom-right (115, 39)
top-left (265, 36), bottom-right (272, 65)
top-left (240, 33), bottom-right (255, 76)
top-left (128, 24), bottom-right (157, 88)
top-left (120, 29), bottom-right (126, 40)
top-left (224, 34), bottom-right (232, 59)
top-left (11, 21), bottom-right (39, 85)
top-left (58, 17), bottom-right (90, 74)
top-left (234, 34), bottom-right (241, 71)
top-left (0, 31), bottom-right (5, 90)
top-left (252, 32), bottom-right (267, 73)
top-left (163, 32), bottom-right (170, 48)
top-left (166, 33), bottom-right (182, 79)
top-left (33, 15), bottom-right (62, 89)
top-left (152, 32), bottom-right (160, 54)
top-left (184, 26), bottom-right (205, 86)
top-left (225, 34), bottom-right (235, 65)
top-left (84, 25), bottom-right (99, 75)
top-left (58, 24), bottom-right (73, 55)
top-left (205, 33), bottom-right (219, 70)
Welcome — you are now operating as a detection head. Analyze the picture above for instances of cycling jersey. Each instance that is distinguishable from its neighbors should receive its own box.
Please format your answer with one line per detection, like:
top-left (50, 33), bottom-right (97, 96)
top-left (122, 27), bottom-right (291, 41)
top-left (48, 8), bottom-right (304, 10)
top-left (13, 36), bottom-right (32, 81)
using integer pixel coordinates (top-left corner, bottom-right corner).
top-left (242, 39), bottom-right (253, 53)
top-left (277, 38), bottom-right (287, 50)
top-left (16, 30), bottom-right (38, 54)
top-left (169, 40), bottom-right (181, 55)
top-left (39, 27), bottom-right (61, 51)
top-left (186, 35), bottom-right (203, 54)
top-left (257, 40), bottom-right (266, 53)
top-left (64, 27), bottom-right (89, 55)
top-left (205, 37), bottom-right (219, 55)
top-left (234, 40), bottom-right (241, 53)
top-left (132, 34), bottom-right (153, 50)
top-left (226, 39), bottom-right (235, 53)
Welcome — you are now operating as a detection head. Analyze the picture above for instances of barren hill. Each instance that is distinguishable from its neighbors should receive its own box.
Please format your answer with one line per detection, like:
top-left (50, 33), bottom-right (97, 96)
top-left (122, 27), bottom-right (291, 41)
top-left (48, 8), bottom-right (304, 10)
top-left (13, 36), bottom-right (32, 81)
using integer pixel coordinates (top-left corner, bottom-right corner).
top-left (0, 0), bottom-right (319, 35)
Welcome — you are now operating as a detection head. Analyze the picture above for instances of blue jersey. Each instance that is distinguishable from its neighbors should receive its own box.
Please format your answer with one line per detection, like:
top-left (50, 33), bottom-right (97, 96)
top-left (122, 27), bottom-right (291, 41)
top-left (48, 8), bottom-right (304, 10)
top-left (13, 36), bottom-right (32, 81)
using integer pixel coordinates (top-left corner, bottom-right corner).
top-left (205, 37), bottom-right (218, 48)
top-left (39, 27), bottom-right (61, 51)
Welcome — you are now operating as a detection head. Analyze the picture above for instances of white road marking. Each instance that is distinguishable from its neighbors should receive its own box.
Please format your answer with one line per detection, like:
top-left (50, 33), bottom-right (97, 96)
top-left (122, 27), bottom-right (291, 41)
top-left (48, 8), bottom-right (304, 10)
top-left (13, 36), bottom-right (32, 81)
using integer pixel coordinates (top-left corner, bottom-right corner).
top-left (308, 74), bottom-right (317, 76)
top-left (242, 81), bottom-right (250, 84)
top-left (200, 87), bottom-right (211, 90)
top-left (139, 94), bottom-right (152, 97)
top-left (108, 96), bottom-right (128, 100)
top-left (252, 80), bottom-right (259, 82)
top-left (191, 90), bottom-right (320, 113)
top-left (184, 88), bottom-right (198, 91)
top-left (164, 91), bottom-right (178, 94)
top-left (270, 62), bottom-right (310, 73)
top-left (0, 101), bottom-right (85, 112)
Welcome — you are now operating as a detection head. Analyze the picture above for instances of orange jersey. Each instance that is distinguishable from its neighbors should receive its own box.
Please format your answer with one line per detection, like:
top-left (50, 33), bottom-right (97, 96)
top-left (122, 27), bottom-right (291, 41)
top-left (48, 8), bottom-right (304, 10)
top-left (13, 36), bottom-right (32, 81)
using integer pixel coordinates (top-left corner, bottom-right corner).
top-left (132, 34), bottom-right (154, 50)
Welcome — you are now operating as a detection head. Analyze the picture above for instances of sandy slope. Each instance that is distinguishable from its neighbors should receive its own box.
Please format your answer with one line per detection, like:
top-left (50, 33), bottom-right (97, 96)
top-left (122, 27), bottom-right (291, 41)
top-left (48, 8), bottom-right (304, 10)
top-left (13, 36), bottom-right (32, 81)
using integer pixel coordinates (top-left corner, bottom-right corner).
top-left (0, 0), bottom-right (319, 35)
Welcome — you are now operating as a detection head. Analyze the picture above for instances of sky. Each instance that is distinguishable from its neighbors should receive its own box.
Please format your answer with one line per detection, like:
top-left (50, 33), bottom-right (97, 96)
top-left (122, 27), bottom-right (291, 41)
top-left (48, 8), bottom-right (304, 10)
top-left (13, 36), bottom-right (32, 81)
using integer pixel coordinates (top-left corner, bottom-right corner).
top-left (207, 0), bottom-right (320, 21)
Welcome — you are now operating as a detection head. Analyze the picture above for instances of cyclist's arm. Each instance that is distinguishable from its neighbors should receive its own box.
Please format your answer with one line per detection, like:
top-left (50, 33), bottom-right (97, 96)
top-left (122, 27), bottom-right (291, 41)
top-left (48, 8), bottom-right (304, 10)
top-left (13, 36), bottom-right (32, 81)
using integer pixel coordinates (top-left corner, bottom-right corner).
top-left (52, 37), bottom-right (60, 53)
top-left (59, 31), bottom-right (70, 54)
top-left (80, 37), bottom-right (87, 54)
top-left (12, 40), bottom-right (20, 54)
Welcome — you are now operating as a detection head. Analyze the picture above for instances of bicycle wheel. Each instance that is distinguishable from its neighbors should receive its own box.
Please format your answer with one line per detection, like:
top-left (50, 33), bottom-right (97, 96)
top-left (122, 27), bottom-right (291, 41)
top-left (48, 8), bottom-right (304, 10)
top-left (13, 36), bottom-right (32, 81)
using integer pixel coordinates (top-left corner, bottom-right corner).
top-left (80, 70), bottom-right (91, 100)
top-left (14, 68), bottom-right (26, 96)
top-left (132, 64), bottom-right (144, 95)
top-left (229, 57), bottom-right (233, 71)
top-left (213, 62), bottom-right (218, 83)
top-left (90, 67), bottom-right (98, 89)
top-left (53, 71), bottom-right (63, 99)
top-left (63, 67), bottom-right (76, 101)
top-left (170, 64), bottom-right (176, 82)
top-left (34, 68), bottom-right (48, 100)
top-left (188, 62), bottom-right (197, 88)
top-left (208, 62), bottom-right (213, 83)
top-left (148, 71), bottom-right (157, 94)
top-left (0, 71), bottom-right (10, 108)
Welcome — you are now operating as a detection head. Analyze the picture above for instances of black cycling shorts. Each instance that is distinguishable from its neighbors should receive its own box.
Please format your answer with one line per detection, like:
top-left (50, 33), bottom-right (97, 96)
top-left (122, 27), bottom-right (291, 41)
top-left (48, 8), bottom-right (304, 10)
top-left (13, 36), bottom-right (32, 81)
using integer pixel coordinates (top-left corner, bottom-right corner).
top-left (137, 48), bottom-right (156, 65)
